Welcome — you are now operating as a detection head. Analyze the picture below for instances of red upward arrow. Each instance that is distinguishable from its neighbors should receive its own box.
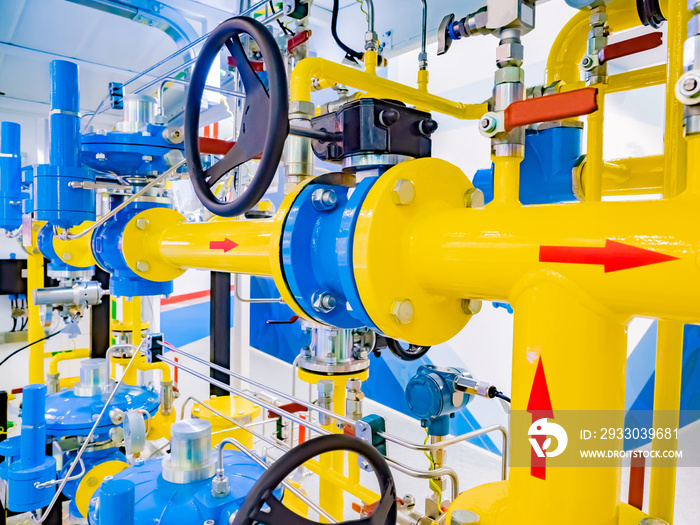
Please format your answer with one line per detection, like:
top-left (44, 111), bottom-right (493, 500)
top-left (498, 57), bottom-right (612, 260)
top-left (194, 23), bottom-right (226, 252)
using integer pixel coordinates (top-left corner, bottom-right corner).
top-left (527, 357), bottom-right (553, 480)
top-left (209, 238), bottom-right (238, 253)
top-left (539, 239), bottom-right (678, 273)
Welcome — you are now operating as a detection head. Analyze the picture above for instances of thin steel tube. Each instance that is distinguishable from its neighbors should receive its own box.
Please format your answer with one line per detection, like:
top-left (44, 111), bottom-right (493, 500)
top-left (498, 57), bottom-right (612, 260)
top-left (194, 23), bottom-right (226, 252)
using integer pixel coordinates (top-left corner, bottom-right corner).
top-left (385, 457), bottom-right (459, 501)
top-left (179, 395), bottom-right (290, 451)
top-left (33, 344), bottom-right (144, 522)
top-left (217, 437), bottom-right (338, 523)
top-left (162, 342), bottom-right (352, 425)
top-left (157, 354), bottom-right (331, 436)
top-left (234, 274), bottom-right (284, 303)
top-left (59, 159), bottom-right (186, 241)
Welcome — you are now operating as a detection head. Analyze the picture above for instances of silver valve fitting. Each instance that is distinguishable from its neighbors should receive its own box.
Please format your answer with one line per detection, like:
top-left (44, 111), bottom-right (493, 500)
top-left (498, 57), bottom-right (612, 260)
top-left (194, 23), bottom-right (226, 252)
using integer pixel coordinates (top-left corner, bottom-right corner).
top-left (317, 380), bottom-right (334, 426)
top-left (453, 374), bottom-right (497, 399)
top-left (33, 280), bottom-right (105, 308)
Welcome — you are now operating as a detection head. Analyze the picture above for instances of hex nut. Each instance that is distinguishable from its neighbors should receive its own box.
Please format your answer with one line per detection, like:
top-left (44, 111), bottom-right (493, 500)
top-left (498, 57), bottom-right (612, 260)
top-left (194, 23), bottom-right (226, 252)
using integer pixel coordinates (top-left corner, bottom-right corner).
top-left (479, 115), bottom-right (497, 133)
top-left (451, 509), bottom-right (480, 525)
top-left (311, 188), bottom-right (338, 211)
top-left (392, 179), bottom-right (415, 205)
top-left (142, 155), bottom-right (153, 162)
top-left (346, 378), bottom-right (362, 392)
top-left (95, 153), bottom-right (106, 161)
top-left (589, 11), bottom-right (608, 27)
top-left (135, 218), bottom-right (149, 230)
top-left (211, 475), bottom-right (231, 498)
top-left (318, 379), bottom-right (334, 397)
top-left (461, 299), bottom-right (483, 315)
top-left (62, 252), bottom-right (72, 261)
top-left (136, 261), bottom-right (150, 272)
top-left (390, 299), bottom-right (414, 325)
top-left (312, 292), bottom-right (336, 312)
top-left (496, 42), bottom-right (524, 67)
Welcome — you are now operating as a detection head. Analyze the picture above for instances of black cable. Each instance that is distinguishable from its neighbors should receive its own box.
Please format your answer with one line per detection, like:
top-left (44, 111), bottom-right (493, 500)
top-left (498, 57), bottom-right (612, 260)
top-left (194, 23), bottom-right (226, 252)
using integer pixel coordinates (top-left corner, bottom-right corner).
top-left (0, 329), bottom-right (64, 368)
top-left (495, 392), bottom-right (511, 403)
top-left (331, 0), bottom-right (363, 64)
top-left (269, 1), bottom-right (294, 36)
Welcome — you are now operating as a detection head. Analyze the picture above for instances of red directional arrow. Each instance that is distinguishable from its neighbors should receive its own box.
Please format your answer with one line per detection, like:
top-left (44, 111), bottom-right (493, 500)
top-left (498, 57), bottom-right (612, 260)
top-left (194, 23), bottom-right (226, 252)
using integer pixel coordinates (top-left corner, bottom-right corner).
top-left (209, 238), bottom-right (238, 253)
top-left (527, 357), bottom-right (553, 480)
top-left (539, 239), bottom-right (678, 273)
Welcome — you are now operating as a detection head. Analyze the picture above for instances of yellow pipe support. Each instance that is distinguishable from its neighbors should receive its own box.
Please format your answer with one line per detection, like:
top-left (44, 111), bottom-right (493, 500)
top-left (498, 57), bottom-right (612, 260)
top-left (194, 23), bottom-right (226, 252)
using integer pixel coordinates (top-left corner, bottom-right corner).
top-left (663, 0), bottom-right (689, 199)
top-left (546, 0), bottom-right (666, 87)
top-left (491, 156), bottom-right (523, 206)
top-left (290, 56), bottom-right (487, 120)
top-left (576, 155), bottom-right (665, 197)
top-left (584, 86), bottom-right (605, 202)
top-left (49, 348), bottom-right (90, 375)
top-left (122, 208), bottom-right (275, 282)
top-left (130, 297), bottom-right (142, 346)
top-left (27, 222), bottom-right (47, 384)
top-left (648, 320), bottom-right (684, 523)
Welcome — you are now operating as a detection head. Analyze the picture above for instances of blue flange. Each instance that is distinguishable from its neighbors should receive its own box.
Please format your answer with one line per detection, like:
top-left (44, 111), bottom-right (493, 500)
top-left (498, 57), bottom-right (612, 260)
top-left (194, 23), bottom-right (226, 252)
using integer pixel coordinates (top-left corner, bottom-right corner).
top-left (92, 200), bottom-right (173, 297)
top-left (81, 124), bottom-right (184, 177)
top-left (282, 177), bottom-right (377, 328)
top-left (45, 384), bottom-right (159, 440)
top-left (88, 450), bottom-right (282, 525)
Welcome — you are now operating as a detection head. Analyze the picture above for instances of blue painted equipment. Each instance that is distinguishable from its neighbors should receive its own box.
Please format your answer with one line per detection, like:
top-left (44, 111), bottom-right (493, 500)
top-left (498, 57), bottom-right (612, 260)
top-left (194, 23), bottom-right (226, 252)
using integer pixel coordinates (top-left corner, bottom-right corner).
top-left (0, 122), bottom-right (23, 231)
top-left (473, 123), bottom-right (583, 205)
top-left (93, 200), bottom-right (173, 297)
top-left (88, 420), bottom-right (278, 525)
top-left (34, 60), bottom-right (96, 229)
top-left (405, 365), bottom-right (473, 436)
top-left (37, 223), bottom-right (93, 275)
top-left (96, 479), bottom-right (135, 525)
top-left (281, 178), bottom-right (378, 328)
top-left (0, 385), bottom-right (57, 512)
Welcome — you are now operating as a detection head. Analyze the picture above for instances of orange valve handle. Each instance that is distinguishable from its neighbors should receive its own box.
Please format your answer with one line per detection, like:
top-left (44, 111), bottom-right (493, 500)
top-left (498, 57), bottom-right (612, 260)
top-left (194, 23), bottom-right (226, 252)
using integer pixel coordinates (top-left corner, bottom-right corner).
top-left (504, 87), bottom-right (599, 131)
top-left (598, 31), bottom-right (663, 65)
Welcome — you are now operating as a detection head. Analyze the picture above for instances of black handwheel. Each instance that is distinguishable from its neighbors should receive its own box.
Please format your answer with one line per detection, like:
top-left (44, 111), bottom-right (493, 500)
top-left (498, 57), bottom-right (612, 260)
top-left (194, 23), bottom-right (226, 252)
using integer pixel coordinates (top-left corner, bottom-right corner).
top-left (185, 16), bottom-right (289, 217)
top-left (386, 338), bottom-right (430, 361)
top-left (231, 434), bottom-right (397, 525)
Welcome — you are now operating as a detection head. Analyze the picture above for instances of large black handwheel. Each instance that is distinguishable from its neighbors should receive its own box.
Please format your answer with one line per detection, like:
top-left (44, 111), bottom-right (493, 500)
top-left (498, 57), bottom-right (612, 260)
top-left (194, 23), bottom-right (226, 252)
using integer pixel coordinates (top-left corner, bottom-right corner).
top-left (231, 434), bottom-right (397, 525)
top-left (185, 16), bottom-right (289, 217)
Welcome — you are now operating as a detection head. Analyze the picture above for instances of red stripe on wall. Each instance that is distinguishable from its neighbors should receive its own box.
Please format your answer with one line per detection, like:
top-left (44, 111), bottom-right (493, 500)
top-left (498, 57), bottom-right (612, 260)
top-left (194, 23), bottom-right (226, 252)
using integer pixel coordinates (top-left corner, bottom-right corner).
top-left (161, 285), bottom-right (235, 306)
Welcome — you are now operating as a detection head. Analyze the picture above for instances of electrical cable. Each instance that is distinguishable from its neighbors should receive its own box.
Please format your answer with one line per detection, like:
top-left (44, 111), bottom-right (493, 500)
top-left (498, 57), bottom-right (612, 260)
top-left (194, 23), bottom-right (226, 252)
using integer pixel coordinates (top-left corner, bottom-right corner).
top-left (423, 428), bottom-right (444, 510)
top-left (0, 329), bottom-right (64, 368)
top-left (494, 392), bottom-right (511, 403)
top-left (269, 0), bottom-right (294, 36)
top-left (331, 0), bottom-right (364, 64)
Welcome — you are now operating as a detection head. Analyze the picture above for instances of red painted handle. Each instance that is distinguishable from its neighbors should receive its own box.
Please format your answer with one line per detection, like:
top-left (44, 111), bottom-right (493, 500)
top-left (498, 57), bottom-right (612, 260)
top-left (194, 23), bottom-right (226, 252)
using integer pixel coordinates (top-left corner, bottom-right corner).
top-left (504, 87), bottom-right (599, 131)
top-left (288, 30), bottom-right (312, 53)
top-left (598, 32), bottom-right (663, 64)
top-left (266, 315), bottom-right (299, 325)
top-left (199, 137), bottom-right (235, 155)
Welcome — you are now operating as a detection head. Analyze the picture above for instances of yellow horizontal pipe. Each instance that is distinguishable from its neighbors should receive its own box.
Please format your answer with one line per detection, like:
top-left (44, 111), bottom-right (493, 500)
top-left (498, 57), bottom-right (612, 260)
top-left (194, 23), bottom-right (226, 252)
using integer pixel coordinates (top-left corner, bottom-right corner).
top-left (411, 197), bottom-right (700, 323)
top-left (290, 56), bottom-right (487, 120)
top-left (49, 348), bottom-right (90, 375)
top-left (121, 208), bottom-right (275, 282)
top-left (576, 155), bottom-right (665, 197)
top-left (561, 65), bottom-right (667, 94)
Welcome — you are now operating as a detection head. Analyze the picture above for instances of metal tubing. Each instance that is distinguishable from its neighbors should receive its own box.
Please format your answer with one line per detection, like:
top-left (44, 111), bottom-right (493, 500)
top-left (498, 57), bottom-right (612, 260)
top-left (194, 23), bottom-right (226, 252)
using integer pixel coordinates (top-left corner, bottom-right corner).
top-left (233, 273), bottom-right (283, 303)
top-left (162, 342), bottom-right (354, 426)
top-left (385, 457), bottom-right (459, 502)
top-left (157, 354), bottom-right (331, 436)
top-left (217, 437), bottom-right (338, 523)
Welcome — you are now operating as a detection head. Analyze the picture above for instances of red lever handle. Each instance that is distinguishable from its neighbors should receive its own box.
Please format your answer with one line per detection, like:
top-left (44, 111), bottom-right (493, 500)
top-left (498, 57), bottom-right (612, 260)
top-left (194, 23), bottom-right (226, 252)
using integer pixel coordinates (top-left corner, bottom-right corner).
top-left (199, 137), bottom-right (235, 156)
top-left (504, 87), bottom-right (599, 131)
top-left (598, 31), bottom-right (663, 64)
top-left (288, 30), bottom-right (312, 53)
top-left (266, 315), bottom-right (299, 325)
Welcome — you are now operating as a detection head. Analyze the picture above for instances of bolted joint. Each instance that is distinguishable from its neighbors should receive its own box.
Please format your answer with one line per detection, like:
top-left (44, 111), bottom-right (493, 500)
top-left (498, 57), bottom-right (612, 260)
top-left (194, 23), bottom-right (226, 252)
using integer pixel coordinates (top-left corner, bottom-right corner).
top-left (211, 474), bottom-right (231, 498)
top-left (311, 188), bottom-right (338, 211)
top-left (392, 179), bottom-right (415, 205)
top-left (478, 112), bottom-right (504, 138)
top-left (581, 54), bottom-right (598, 71)
top-left (136, 261), bottom-right (150, 272)
top-left (312, 291), bottom-right (336, 313)
top-left (95, 153), bottom-right (106, 161)
top-left (676, 71), bottom-right (700, 106)
top-left (141, 155), bottom-right (153, 163)
top-left (390, 299), bottom-right (414, 325)
top-left (364, 30), bottom-right (380, 51)
top-left (496, 41), bottom-right (524, 68)
top-left (461, 299), bottom-right (483, 315)
top-left (464, 188), bottom-right (484, 209)
top-left (135, 218), bottom-right (149, 230)
top-left (109, 407), bottom-right (125, 425)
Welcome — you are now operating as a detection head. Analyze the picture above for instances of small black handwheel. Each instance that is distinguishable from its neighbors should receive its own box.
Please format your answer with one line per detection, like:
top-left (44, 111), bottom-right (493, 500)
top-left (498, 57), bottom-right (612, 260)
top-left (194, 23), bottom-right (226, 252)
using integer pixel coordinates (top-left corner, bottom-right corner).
top-left (383, 337), bottom-right (430, 361)
top-left (185, 16), bottom-right (289, 217)
top-left (232, 434), bottom-right (397, 525)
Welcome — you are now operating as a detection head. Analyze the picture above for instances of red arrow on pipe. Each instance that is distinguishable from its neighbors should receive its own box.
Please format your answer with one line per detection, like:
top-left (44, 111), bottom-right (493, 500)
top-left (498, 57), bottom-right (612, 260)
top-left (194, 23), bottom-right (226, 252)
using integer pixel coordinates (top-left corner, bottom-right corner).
top-left (539, 240), bottom-right (678, 273)
top-left (527, 357), bottom-right (553, 480)
top-left (209, 238), bottom-right (239, 253)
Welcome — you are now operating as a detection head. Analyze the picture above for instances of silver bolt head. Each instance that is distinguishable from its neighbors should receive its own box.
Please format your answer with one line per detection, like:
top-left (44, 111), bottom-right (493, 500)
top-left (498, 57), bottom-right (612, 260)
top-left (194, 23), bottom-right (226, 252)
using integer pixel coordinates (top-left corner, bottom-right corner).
top-left (311, 188), bottom-right (338, 211)
top-left (62, 252), bottom-right (72, 261)
top-left (681, 75), bottom-right (700, 96)
top-left (390, 299), bottom-right (414, 324)
top-left (402, 494), bottom-right (416, 508)
top-left (136, 260), bottom-right (150, 272)
top-left (211, 475), bottom-right (231, 498)
top-left (136, 218), bottom-right (149, 230)
top-left (312, 292), bottom-right (336, 312)
top-left (346, 378), bottom-right (362, 391)
top-left (109, 407), bottom-right (125, 425)
top-left (95, 153), bottom-right (106, 161)
top-left (318, 379), bottom-right (334, 396)
top-left (479, 115), bottom-right (497, 133)
top-left (142, 155), bottom-right (153, 162)
top-left (461, 299), bottom-right (483, 315)
top-left (392, 179), bottom-right (415, 205)
top-left (324, 353), bottom-right (338, 365)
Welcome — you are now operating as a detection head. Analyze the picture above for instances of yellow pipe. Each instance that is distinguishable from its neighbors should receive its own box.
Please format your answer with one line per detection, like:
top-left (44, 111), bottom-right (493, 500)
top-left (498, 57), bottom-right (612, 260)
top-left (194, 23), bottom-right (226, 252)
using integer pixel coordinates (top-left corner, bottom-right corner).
top-left (49, 348), bottom-right (90, 375)
top-left (546, 0), bottom-right (666, 87)
top-left (27, 223), bottom-right (46, 384)
top-left (130, 297), bottom-right (142, 346)
top-left (562, 65), bottom-right (668, 94)
top-left (576, 155), bottom-right (665, 197)
top-left (648, 320), bottom-right (684, 523)
top-left (491, 156), bottom-right (522, 206)
top-left (686, 134), bottom-right (700, 196)
top-left (411, 198), bottom-right (700, 322)
top-left (122, 208), bottom-right (274, 282)
top-left (584, 86), bottom-right (605, 202)
top-left (290, 56), bottom-right (487, 120)
top-left (136, 360), bottom-right (171, 382)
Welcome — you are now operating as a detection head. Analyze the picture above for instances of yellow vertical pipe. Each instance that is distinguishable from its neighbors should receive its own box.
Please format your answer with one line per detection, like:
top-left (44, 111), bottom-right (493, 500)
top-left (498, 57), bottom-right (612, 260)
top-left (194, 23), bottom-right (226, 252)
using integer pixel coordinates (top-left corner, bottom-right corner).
top-left (584, 87), bottom-right (605, 202)
top-left (131, 297), bottom-right (142, 346)
top-left (685, 134), bottom-right (700, 195)
top-left (648, 320), bottom-right (684, 523)
top-left (27, 247), bottom-right (45, 384)
top-left (663, 0), bottom-right (689, 198)
top-left (491, 157), bottom-right (522, 206)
